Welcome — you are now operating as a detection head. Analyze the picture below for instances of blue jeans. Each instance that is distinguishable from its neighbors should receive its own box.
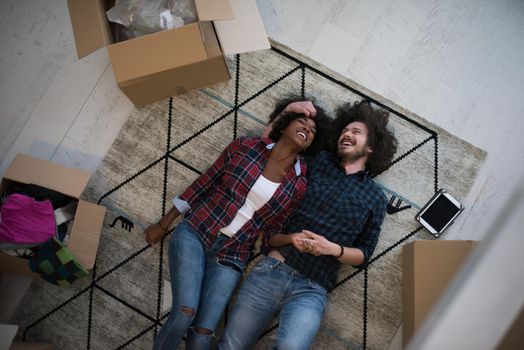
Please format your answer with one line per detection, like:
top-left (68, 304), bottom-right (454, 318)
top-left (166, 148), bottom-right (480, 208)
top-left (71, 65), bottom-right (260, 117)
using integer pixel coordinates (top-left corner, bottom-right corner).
top-left (153, 220), bottom-right (244, 350)
top-left (218, 256), bottom-right (328, 350)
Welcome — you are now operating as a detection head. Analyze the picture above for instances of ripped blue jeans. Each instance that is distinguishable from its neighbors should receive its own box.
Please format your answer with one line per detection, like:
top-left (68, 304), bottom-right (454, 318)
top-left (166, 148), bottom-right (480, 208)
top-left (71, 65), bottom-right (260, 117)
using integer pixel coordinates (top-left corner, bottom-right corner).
top-left (153, 220), bottom-right (244, 350)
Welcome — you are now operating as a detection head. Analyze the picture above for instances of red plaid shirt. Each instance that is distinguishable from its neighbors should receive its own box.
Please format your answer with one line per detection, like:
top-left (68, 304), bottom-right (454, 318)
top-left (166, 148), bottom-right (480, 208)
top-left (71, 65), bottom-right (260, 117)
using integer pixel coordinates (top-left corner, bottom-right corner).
top-left (174, 137), bottom-right (308, 264)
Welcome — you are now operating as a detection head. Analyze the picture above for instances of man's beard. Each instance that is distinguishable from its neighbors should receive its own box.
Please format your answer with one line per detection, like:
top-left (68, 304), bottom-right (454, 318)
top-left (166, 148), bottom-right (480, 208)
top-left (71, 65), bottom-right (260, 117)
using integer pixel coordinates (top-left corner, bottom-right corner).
top-left (338, 145), bottom-right (368, 162)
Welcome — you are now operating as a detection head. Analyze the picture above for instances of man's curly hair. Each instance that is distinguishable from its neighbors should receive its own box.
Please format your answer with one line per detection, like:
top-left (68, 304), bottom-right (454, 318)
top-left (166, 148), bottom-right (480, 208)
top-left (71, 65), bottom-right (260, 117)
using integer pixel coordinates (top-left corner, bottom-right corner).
top-left (330, 100), bottom-right (398, 176)
top-left (267, 97), bottom-right (331, 157)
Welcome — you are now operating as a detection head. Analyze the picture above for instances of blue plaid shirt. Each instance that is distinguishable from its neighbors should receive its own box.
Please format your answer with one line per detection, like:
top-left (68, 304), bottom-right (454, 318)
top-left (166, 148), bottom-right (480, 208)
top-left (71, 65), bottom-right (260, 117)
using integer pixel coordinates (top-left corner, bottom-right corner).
top-left (278, 151), bottom-right (387, 291)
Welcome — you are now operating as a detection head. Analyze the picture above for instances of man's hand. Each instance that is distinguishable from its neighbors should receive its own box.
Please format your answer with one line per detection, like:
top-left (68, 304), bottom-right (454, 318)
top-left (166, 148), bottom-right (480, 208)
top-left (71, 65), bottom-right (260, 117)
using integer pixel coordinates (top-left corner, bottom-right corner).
top-left (298, 230), bottom-right (339, 256)
top-left (144, 224), bottom-right (166, 245)
top-left (289, 232), bottom-right (311, 253)
top-left (297, 230), bottom-right (366, 265)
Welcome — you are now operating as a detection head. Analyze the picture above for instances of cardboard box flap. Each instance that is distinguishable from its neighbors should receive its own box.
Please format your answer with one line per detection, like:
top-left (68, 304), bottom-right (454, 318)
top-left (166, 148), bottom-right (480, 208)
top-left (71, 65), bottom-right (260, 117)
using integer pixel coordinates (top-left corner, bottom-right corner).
top-left (0, 324), bottom-right (18, 349)
top-left (194, 0), bottom-right (234, 21)
top-left (0, 253), bottom-right (39, 278)
top-left (67, 0), bottom-right (111, 59)
top-left (213, 0), bottom-right (270, 55)
top-left (117, 54), bottom-right (229, 106)
top-left (3, 154), bottom-right (90, 199)
top-left (10, 342), bottom-right (55, 350)
top-left (108, 23), bottom-right (209, 83)
top-left (68, 200), bottom-right (106, 270)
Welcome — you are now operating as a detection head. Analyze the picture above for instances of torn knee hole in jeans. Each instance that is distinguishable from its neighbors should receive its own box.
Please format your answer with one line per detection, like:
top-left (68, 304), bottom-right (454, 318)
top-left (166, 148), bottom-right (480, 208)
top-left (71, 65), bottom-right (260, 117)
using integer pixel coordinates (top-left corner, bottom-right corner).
top-left (178, 306), bottom-right (195, 316)
top-left (193, 326), bottom-right (213, 335)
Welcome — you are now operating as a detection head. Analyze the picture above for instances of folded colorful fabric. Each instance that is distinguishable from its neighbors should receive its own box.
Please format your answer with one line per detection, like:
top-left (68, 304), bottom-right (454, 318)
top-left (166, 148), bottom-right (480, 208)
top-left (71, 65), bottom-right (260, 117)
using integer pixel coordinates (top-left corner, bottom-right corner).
top-left (29, 237), bottom-right (89, 287)
top-left (0, 193), bottom-right (56, 244)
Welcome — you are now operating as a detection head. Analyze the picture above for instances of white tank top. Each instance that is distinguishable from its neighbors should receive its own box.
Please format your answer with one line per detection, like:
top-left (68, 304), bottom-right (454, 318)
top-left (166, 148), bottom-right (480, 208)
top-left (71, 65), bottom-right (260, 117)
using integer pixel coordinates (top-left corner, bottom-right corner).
top-left (220, 175), bottom-right (280, 237)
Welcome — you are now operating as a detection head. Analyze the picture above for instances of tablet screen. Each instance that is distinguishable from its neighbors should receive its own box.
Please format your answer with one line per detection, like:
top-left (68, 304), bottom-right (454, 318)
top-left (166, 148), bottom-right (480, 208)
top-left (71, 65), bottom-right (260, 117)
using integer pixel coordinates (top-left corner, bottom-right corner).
top-left (420, 194), bottom-right (461, 232)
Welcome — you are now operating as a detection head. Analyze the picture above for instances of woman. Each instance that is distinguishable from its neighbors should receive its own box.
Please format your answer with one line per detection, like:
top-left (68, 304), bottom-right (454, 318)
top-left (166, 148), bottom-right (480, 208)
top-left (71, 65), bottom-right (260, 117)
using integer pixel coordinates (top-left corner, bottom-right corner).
top-left (145, 99), bottom-right (330, 350)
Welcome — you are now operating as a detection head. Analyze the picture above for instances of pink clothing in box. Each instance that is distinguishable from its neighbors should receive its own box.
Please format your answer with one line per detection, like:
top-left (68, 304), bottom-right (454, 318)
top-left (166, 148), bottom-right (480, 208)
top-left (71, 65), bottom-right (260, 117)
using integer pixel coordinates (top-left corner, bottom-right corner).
top-left (0, 193), bottom-right (56, 244)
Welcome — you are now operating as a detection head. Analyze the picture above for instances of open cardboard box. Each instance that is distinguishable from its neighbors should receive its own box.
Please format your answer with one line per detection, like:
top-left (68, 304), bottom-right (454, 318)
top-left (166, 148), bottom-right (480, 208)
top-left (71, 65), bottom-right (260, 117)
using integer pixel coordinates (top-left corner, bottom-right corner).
top-left (402, 240), bottom-right (477, 347)
top-left (0, 154), bottom-right (106, 278)
top-left (67, 0), bottom-right (270, 106)
top-left (1, 324), bottom-right (54, 350)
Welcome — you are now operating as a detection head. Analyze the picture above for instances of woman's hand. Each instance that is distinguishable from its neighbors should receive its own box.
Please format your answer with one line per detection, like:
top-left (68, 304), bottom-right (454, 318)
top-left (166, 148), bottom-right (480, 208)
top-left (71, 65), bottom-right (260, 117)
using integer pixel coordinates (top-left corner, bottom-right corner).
top-left (289, 232), bottom-right (312, 253)
top-left (145, 206), bottom-right (181, 245)
top-left (283, 101), bottom-right (317, 118)
top-left (144, 224), bottom-right (167, 245)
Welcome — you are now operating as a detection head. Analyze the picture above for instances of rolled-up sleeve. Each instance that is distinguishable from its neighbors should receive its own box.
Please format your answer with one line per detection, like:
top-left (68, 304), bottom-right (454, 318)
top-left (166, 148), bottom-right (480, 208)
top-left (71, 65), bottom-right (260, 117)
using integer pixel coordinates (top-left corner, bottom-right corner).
top-left (172, 197), bottom-right (191, 214)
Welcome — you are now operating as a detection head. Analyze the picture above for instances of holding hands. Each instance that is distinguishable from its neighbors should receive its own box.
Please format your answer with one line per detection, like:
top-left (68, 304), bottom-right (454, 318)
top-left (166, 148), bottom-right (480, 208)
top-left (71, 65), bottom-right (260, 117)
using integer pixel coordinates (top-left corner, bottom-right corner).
top-left (289, 231), bottom-right (311, 253)
top-left (291, 230), bottom-right (339, 257)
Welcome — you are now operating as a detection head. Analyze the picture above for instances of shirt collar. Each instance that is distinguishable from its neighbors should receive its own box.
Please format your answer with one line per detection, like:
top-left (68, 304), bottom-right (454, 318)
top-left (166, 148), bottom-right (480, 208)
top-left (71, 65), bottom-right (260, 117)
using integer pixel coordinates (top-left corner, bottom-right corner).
top-left (355, 170), bottom-right (368, 181)
top-left (342, 167), bottom-right (368, 180)
top-left (326, 151), bottom-right (369, 180)
top-left (265, 142), bottom-right (303, 177)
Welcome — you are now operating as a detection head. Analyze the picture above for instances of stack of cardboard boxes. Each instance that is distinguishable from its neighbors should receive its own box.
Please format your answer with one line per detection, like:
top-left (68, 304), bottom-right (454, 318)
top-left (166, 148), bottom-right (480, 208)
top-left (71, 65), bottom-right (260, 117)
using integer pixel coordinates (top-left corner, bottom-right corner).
top-left (1, 1), bottom-right (270, 346)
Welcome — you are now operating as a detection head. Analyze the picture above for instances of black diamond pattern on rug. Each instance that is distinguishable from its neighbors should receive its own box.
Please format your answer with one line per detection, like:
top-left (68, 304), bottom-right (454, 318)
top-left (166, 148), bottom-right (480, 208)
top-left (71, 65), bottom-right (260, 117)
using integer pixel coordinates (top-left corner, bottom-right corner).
top-left (14, 43), bottom-right (485, 350)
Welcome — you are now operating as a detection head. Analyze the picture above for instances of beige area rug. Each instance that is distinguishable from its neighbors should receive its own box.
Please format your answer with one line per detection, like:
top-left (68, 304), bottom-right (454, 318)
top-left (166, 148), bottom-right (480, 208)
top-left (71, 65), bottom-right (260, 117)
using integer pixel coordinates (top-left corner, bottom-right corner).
top-left (13, 41), bottom-right (485, 349)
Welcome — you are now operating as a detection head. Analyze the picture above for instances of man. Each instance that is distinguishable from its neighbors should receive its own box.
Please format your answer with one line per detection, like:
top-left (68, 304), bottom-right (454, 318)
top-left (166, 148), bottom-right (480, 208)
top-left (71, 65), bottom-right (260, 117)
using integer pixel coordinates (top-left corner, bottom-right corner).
top-left (218, 100), bottom-right (398, 350)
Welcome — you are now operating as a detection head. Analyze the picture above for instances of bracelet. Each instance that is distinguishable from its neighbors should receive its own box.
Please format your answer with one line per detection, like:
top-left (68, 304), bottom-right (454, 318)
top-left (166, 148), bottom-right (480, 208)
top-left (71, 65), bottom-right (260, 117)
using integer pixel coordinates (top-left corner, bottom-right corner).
top-left (157, 222), bottom-right (169, 233)
top-left (336, 244), bottom-right (344, 259)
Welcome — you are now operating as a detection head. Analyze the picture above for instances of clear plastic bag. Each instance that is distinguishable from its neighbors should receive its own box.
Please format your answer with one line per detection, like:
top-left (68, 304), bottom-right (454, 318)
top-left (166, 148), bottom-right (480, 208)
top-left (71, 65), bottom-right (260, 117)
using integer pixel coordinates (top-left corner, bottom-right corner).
top-left (107, 0), bottom-right (197, 40)
top-left (168, 0), bottom-right (197, 24)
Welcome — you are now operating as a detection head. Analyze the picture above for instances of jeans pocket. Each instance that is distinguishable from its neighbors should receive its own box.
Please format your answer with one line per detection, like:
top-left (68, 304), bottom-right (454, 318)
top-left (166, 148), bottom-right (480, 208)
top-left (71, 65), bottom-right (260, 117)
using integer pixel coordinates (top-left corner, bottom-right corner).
top-left (307, 280), bottom-right (328, 298)
top-left (217, 260), bottom-right (243, 274)
top-left (252, 256), bottom-right (280, 273)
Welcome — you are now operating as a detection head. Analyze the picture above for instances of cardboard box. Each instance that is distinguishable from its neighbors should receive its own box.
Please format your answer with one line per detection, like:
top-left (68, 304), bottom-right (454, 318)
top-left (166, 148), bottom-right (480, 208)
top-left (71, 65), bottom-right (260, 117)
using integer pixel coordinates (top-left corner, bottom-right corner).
top-left (10, 343), bottom-right (54, 350)
top-left (67, 0), bottom-right (270, 106)
top-left (402, 240), bottom-right (476, 346)
top-left (0, 154), bottom-right (106, 277)
top-left (1, 324), bottom-right (54, 350)
top-left (496, 305), bottom-right (524, 350)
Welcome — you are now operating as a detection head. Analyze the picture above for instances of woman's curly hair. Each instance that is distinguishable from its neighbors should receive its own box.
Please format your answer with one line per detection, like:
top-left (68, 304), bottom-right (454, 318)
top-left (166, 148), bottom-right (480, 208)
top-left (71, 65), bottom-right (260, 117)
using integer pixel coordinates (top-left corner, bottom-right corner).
top-left (330, 100), bottom-right (398, 176)
top-left (267, 97), bottom-right (331, 157)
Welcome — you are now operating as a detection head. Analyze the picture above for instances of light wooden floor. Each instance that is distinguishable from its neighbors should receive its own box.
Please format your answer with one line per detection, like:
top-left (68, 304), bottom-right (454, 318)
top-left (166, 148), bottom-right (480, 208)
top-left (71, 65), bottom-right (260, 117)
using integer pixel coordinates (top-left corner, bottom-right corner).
top-left (1, 0), bottom-right (524, 347)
